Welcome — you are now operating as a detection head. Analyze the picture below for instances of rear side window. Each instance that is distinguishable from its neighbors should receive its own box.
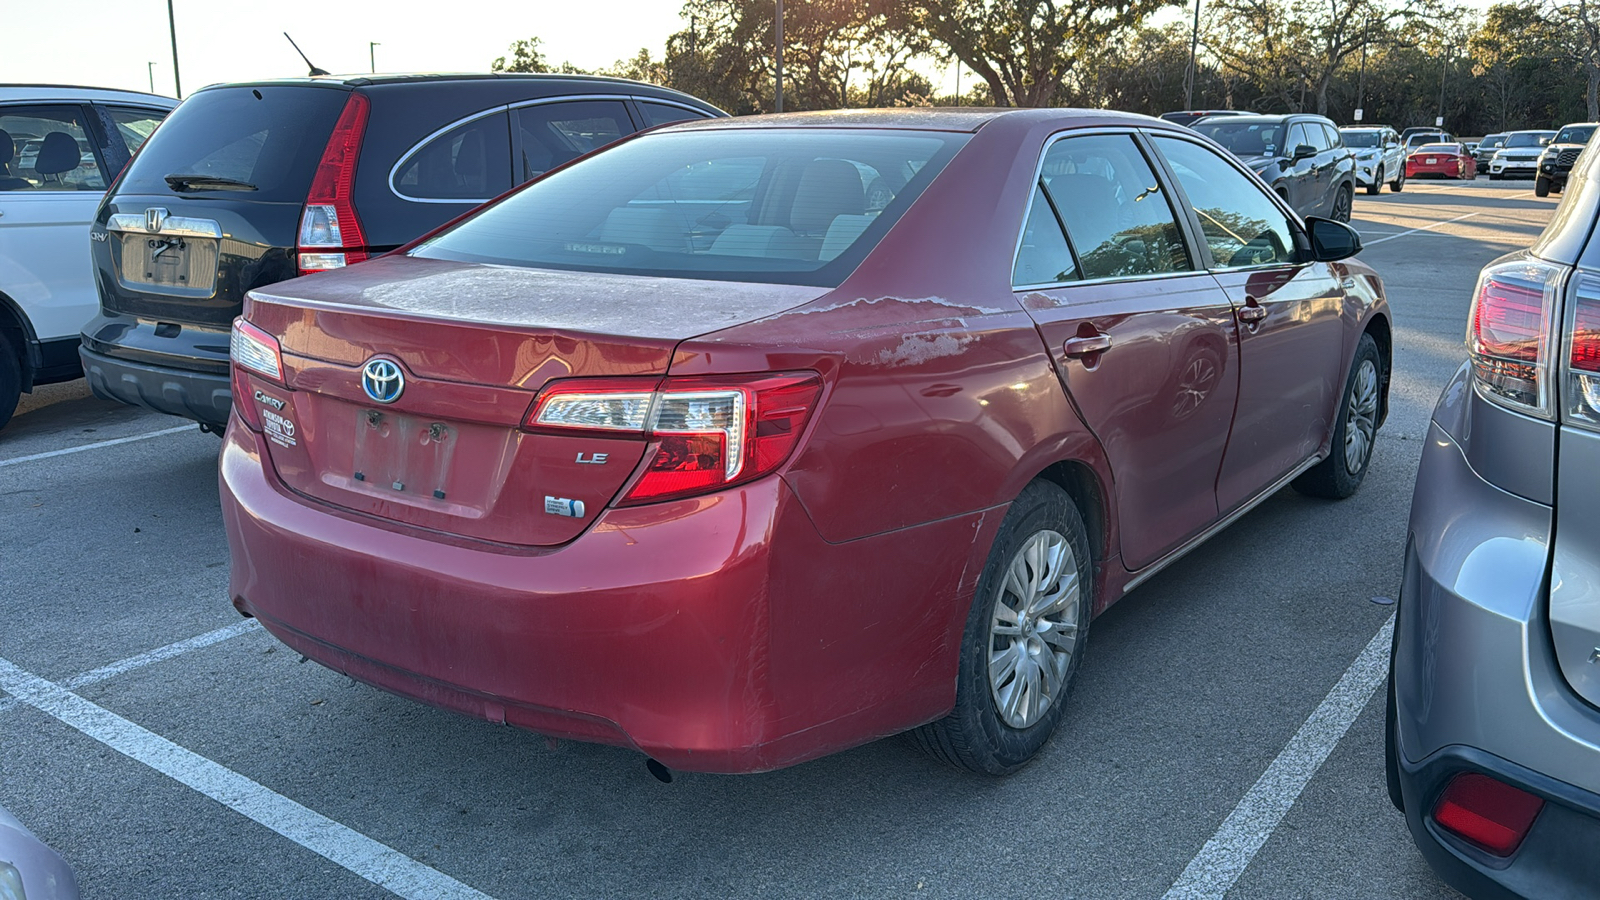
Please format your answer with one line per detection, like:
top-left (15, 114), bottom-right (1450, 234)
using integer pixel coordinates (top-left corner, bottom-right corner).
top-left (0, 105), bottom-right (104, 191)
top-left (103, 106), bottom-right (167, 155)
top-left (1040, 133), bottom-right (1191, 280)
top-left (1320, 124), bottom-right (1341, 149)
top-left (413, 128), bottom-right (967, 287)
top-left (514, 100), bottom-right (633, 183)
top-left (637, 102), bottom-right (711, 128)
top-left (117, 86), bottom-right (347, 201)
top-left (393, 112), bottom-right (512, 201)
top-left (1013, 185), bottom-right (1078, 286)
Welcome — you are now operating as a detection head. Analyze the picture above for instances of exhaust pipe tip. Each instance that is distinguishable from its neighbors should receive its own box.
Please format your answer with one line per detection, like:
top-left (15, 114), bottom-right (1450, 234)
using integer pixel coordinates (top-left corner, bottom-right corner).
top-left (645, 758), bottom-right (673, 784)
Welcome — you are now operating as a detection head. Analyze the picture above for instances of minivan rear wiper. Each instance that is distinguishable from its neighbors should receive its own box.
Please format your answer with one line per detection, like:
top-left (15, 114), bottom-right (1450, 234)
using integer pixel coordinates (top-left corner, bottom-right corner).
top-left (164, 174), bottom-right (257, 192)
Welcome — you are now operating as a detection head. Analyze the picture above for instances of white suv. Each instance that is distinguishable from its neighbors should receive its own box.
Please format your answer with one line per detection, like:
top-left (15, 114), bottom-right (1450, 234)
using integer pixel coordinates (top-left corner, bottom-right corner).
top-left (0, 85), bottom-right (175, 430)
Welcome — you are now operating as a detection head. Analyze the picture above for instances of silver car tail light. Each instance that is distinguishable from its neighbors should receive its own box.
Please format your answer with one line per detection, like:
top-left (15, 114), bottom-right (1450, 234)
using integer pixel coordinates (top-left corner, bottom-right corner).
top-left (1466, 257), bottom-right (1564, 419)
top-left (1562, 274), bottom-right (1600, 429)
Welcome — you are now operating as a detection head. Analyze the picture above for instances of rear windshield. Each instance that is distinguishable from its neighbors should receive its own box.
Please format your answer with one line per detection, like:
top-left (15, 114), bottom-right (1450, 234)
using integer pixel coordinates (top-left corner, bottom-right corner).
top-left (1340, 131), bottom-right (1380, 148)
top-left (1416, 144), bottom-right (1456, 153)
top-left (1192, 121), bottom-right (1284, 157)
top-left (1556, 125), bottom-right (1597, 145)
top-left (117, 85), bottom-right (347, 201)
top-left (412, 128), bottom-right (968, 287)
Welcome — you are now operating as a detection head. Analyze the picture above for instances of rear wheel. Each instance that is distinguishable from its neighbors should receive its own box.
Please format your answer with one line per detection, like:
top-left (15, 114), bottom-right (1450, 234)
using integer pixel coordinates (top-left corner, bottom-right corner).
top-left (1331, 184), bottom-right (1353, 223)
top-left (1535, 176), bottom-right (1551, 197)
top-left (1366, 167), bottom-right (1381, 195)
top-left (1390, 167), bottom-right (1405, 192)
top-left (0, 331), bottom-right (20, 432)
top-left (1293, 332), bottom-right (1380, 499)
top-left (909, 480), bottom-right (1092, 775)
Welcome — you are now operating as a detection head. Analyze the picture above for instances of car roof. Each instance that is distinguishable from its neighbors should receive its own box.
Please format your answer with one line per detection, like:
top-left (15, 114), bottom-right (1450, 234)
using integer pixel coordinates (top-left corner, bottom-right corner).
top-left (0, 84), bottom-right (178, 106)
top-left (187, 72), bottom-right (723, 114)
top-left (1508, 129), bottom-right (1557, 135)
top-left (1192, 113), bottom-right (1329, 125)
top-left (656, 107), bottom-right (1179, 134)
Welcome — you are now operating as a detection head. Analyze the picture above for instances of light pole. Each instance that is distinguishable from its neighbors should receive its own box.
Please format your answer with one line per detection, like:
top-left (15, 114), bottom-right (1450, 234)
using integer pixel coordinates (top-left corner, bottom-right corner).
top-left (167, 0), bottom-right (182, 98)
top-left (774, 0), bottom-right (784, 113)
top-left (369, 42), bottom-right (380, 73)
top-left (147, 62), bottom-right (156, 95)
top-left (1185, 0), bottom-right (1201, 109)
top-left (1355, 19), bottom-right (1368, 121)
top-left (1437, 45), bottom-right (1449, 128)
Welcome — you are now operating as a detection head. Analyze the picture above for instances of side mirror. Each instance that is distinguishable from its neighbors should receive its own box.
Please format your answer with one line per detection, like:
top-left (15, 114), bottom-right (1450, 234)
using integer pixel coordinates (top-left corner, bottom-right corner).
top-left (1306, 216), bottom-right (1362, 261)
top-left (1293, 144), bottom-right (1318, 161)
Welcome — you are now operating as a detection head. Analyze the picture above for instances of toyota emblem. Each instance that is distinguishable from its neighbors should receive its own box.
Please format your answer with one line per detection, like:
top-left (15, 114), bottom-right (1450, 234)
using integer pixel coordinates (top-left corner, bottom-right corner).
top-left (361, 358), bottom-right (405, 404)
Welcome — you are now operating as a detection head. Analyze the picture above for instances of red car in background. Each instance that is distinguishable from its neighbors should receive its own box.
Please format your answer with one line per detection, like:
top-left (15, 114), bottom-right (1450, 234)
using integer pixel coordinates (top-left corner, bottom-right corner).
top-left (1406, 142), bottom-right (1476, 179)
top-left (221, 109), bottom-right (1392, 775)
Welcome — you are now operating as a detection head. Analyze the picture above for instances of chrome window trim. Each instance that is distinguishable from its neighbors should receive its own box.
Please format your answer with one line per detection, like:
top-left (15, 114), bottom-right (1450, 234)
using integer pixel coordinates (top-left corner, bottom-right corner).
top-left (1013, 268), bottom-right (1206, 293)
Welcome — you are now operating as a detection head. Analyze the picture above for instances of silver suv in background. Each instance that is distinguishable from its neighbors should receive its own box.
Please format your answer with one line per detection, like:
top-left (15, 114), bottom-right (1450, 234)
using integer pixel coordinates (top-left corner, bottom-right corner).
top-left (1340, 126), bottom-right (1405, 194)
top-left (1390, 123), bottom-right (1600, 898)
top-left (1488, 130), bottom-right (1557, 180)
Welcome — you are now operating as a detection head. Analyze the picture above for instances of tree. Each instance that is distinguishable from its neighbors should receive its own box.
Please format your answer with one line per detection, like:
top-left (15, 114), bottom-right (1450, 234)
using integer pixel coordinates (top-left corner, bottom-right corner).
top-left (492, 36), bottom-right (590, 75)
top-left (895, 0), bottom-right (1178, 107)
top-left (1545, 0), bottom-right (1600, 120)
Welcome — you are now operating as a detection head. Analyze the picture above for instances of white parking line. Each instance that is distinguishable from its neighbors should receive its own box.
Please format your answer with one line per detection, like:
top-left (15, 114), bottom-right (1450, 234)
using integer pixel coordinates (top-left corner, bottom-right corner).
top-left (0, 655), bottom-right (495, 900)
top-left (0, 620), bottom-right (261, 716)
top-left (0, 424), bottom-right (193, 468)
top-left (1363, 211), bottom-right (1482, 246)
top-left (1161, 615), bottom-right (1394, 900)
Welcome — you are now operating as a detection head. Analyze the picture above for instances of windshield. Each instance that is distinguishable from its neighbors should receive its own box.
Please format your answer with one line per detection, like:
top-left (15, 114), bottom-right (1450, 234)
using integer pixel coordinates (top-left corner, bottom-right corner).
top-left (1192, 121), bottom-right (1285, 157)
top-left (1341, 131), bottom-right (1381, 148)
top-left (1555, 125), bottom-right (1597, 145)
top-left (117, 85), bottom-right (347, 201)
top-left (412, 128), bottom-right (968, 287)
top-left (1481, 135), bottom-right (1506, 149)
top-left (1505, 132), bottom-right (1553, 148)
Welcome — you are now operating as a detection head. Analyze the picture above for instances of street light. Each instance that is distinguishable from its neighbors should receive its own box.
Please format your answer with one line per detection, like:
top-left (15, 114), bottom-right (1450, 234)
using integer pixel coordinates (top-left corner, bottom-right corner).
top-left (147, 61), bottom-right (156, 95)
top-left (370, 42), bottom-right (380, 74)
top-left (774, 0), bottom-right (784, 113)
top-left (1184, 0), bottom-right (1200, 109)
top-left (167, 0), bottom-right (182, 98)
top-left (1437, 45), bottom-right (1449, 129)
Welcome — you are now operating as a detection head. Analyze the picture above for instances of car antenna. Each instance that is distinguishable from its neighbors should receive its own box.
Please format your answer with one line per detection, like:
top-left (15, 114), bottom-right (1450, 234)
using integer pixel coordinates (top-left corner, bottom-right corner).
top-left (283, 32), bottom-right (330, 77)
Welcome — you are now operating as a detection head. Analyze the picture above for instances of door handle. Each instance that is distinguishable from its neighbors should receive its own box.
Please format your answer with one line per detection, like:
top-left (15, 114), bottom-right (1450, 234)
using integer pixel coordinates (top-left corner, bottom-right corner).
top-left (1063, 334), bottom-right (1112, 358)
top-left (1238, 298), bottom-right (1268, 324)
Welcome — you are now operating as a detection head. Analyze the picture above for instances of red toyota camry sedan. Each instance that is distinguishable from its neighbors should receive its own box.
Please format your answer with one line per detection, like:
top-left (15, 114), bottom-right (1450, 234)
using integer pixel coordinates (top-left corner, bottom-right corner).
top-left (221, 109), bottom-right (1391, 775)
top-left (1406, 142), bottom-right (1477, 179)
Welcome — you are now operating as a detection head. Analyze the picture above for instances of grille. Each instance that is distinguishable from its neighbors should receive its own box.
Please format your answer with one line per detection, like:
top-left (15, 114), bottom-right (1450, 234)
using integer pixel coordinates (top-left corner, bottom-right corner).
top-left (1558, 148), bottom-right (1582, 167)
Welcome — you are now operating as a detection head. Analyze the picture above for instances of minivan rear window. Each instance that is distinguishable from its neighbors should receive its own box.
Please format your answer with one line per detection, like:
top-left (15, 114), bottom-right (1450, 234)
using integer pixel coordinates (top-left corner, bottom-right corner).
top-left (117, 86), bottom-right (348, 202)
top-left (411, 128), bottom-right (968, 287)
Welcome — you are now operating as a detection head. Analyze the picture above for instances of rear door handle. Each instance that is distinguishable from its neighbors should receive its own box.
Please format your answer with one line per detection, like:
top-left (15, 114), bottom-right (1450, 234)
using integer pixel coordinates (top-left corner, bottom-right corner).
top-left (1063, 334), bottom-right (1112, 358)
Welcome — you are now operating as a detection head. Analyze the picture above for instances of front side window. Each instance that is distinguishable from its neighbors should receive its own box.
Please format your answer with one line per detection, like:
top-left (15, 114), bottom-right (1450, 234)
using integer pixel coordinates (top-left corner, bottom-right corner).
top-left (1287, 123), bottom-right (1313, 153)
top-left (1037, 133), bottom-right (1191, 281)
top-left (0, 105), bottom-right (104, 191)
top-left (515, 100), bottom-right (633, 183)
top-left (413, 128), bottom-right (967, 287)
top-left (394, 112), bottom-right (512, 201)
top-left (1152, 135), bottom-right (1299, 270)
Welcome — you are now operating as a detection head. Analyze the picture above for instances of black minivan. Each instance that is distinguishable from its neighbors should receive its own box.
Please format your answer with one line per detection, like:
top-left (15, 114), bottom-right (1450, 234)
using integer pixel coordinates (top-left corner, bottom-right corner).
top-left (81, 74), bottom-right (724, 429)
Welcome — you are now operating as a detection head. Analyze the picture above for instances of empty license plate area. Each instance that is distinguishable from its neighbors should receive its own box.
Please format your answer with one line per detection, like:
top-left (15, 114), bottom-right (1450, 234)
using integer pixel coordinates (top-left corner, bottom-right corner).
top-left (107, 212), bottom-right (221, 298)
top-left (340, 409), bottom-right (479, 516)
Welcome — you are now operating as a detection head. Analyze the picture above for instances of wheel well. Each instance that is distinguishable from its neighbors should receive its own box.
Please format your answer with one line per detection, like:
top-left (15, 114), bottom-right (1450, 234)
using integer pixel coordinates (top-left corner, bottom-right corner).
top-left (1364, 314), bottom-right (1393, 427)
top-left (1036, 460), bottom-right (1108, 564)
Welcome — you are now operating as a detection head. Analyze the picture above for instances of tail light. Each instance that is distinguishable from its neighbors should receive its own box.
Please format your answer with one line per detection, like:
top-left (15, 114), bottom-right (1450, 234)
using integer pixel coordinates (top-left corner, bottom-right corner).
top-left (230, 317), bottom-right (284, 430)
top-left (1564, 275), bottom-right (1600, 429)
top-left (1465, 257), bottom-right (1563, 417)
top-left (298, 92), bottom-right (370, 274)
top-left (527, 372), bottom-right (823, 505)
top-left (1432, 772), bottom-right (1545, 857)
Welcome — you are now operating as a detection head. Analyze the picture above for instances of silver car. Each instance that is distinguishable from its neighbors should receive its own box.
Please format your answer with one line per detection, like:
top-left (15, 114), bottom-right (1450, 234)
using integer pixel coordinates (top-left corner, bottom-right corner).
top-left (1488, 129), bottom-right (1557, 180)
top-left (0, 804), bottom-right (78, 899)
top-left (1391, 126), bottom-right (1600, 895)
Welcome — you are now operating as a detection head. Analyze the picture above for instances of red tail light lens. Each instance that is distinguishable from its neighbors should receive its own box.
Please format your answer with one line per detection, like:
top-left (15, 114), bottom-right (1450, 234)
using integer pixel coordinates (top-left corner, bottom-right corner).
top-left (229, 318), bottom-right (284, 431)
top-left (1565, 276), bottom-right (1600, 428)
top-left (298, 92), bottom-right (370, 274)
top-left (1432, 772), bottom-right (1545, 857)
top-left (526, 372), bottom-right (823, 505)
top-left (1466, 258), bottom-right (1561, 416)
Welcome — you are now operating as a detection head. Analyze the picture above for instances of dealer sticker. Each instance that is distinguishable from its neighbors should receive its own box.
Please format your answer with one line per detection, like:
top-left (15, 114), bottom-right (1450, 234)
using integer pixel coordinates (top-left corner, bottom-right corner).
top-left (261, 407), bottom-right (297, 448)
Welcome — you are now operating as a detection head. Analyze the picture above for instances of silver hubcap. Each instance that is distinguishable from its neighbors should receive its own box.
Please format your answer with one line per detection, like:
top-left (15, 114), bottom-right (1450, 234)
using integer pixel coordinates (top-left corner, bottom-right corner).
top-left (1343, 359), bottom-right (1379, 474)
top-left (987, 530), bottom-right (1081, 730)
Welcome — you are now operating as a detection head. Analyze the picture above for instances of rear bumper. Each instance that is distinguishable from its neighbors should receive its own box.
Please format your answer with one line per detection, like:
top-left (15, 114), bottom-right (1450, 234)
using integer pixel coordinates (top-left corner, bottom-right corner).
top-left (79, 346), bottom-right (230, 427)
top-left (1394, 419), bottom-right (1600, 898)
top-left (219, 420), bottom-right (996, 773)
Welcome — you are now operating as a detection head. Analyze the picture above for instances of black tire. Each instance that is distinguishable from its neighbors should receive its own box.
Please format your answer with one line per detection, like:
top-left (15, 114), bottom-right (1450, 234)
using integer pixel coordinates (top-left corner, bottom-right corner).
top-left (1331, 184), bottom-right (1353, 223)
top-left (1535, 176), bottom-right (1551, 198)
top-left (1489, 172), bottom-right (1501, 181)
top-left (1390, 167), bottom-right (1404, 192)
top-left (1365, 168), bottom-right (1381, 195)
top-left (1292, 332), bottom-right (1381, 499)
top-left (909, 480), bottom-right (1093, 775)
top-left (0, 331), bottom-right (20, 432)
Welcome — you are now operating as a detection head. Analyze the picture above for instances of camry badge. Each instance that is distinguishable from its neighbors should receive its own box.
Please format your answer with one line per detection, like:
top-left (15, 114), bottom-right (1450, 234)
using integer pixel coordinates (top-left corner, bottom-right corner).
top-left (361, 358), bottom-right (404, 404)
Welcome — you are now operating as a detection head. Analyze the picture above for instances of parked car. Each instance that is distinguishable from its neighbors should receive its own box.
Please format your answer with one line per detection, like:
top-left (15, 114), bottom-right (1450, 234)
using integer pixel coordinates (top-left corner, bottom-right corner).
top-left (0, 803), bottom-right (80, 900)
top-left (222, 108), bottom-right (1390, 775)
top-left (1489, 130), bottom-right (1558, 180)
top-left (1193, 114), bottom-right (1357, 221)
top-left (1536, 121), bottom-right (1597, 197)
top-left (80, 74), bottom-right (724, 432)
top-left (0, 85), bottom-right (174, 430)
top-left (1404, 130), bottom-right (1455, 150)
top-left (1405, 141), bottom-right (1476, 180)
top-left (1340, 126), bottom-right (1405, 193)
top-left (1391, 115), bottom-right (1600, 900)
top-left (1475, 132), bottom-right (1508, 169)
top-left (1158, 109), bottom-right (1253, 128)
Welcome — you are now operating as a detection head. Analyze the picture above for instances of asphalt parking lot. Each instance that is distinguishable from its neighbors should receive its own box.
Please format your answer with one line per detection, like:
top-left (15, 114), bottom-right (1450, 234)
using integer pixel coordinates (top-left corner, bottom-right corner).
top-left (0, 177), bottom-right (1557, 899)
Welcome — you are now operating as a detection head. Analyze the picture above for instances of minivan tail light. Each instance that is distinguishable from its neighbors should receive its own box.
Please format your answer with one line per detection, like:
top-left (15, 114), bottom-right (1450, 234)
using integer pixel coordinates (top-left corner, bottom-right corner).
top-left (1466, 258), bottom-right (1562, 417)
top-left (298, 92), bottom-right (370, 274)
top-left (1432, 772), bottom-right (1544, 857)
top-left (525, 372), bottom-right (823, 505)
